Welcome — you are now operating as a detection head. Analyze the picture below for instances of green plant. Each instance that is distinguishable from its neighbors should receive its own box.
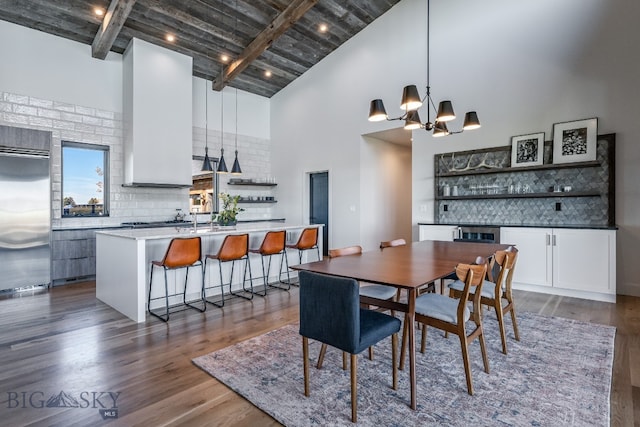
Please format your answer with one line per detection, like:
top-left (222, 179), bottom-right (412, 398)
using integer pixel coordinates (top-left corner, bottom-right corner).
top-left (215, 192), bottom-right (244, 225)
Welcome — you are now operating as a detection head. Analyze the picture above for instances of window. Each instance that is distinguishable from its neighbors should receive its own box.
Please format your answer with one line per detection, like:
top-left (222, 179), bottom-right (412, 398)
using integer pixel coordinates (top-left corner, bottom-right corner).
top-left (62, 141), bottom-right (109, 217)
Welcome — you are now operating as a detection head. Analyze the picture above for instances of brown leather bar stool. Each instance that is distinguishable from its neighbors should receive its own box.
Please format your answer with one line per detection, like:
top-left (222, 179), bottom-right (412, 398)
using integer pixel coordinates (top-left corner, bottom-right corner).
top-left (286, 227), bottom-right (320, 263)
top-left (148, 236), bottom-right (206, 322)
top-left (204, 233), bottom-right (254, 307)
top-left (249, 230), bottom-right (290, 295)
top-left (286, 227), bottom-right (320, 286)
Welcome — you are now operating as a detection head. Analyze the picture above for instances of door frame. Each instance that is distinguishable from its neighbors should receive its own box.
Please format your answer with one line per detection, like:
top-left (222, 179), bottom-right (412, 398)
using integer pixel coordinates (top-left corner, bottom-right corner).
top-left (303, 169), bottom-right (330, 254)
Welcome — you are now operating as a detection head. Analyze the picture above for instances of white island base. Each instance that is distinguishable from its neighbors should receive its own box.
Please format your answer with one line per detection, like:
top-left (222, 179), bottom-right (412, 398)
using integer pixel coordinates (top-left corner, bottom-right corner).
top-left (96, 223), bottom-right (323, 322)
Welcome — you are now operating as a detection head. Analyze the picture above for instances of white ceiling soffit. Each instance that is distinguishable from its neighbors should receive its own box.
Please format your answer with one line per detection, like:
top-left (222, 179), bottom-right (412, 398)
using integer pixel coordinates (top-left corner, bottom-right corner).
top-left (363, 127), bottom-right (412, 147)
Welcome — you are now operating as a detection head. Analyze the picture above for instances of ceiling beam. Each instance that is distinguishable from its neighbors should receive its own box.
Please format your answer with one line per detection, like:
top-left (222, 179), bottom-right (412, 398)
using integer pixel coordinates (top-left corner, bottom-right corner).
top-left (212, 0), bottom-right (318, 91)
top-left (92, 0), bottom-right (137, 59)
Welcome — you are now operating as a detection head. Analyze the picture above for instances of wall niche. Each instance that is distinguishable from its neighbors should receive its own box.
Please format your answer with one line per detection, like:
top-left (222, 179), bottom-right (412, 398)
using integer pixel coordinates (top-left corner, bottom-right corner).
top-left (434, 134), bottom-right (615, 226)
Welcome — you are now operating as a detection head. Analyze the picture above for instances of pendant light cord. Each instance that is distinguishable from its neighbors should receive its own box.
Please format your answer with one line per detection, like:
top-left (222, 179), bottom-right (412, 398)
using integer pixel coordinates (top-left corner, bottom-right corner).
top-left (205, 83), bottom-right (208, 150)
top-left (425, 0), bottom-right (438, 122)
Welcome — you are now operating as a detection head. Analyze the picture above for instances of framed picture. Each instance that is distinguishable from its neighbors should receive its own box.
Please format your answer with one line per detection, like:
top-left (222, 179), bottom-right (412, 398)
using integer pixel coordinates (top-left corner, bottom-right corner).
top-left (552, 118), bottom-right (598, 164)
top-left (511, 132), bottom-right (545, 167)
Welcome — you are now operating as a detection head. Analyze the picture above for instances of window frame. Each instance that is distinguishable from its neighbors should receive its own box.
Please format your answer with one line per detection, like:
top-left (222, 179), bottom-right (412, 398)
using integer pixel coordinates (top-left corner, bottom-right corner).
top-left (61, 141), bottom-right (110, 218)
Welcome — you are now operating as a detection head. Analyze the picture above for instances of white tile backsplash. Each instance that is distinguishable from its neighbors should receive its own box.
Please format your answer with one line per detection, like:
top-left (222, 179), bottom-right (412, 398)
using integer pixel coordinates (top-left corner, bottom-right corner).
top-left (1, 89), bottom-right (274, 229)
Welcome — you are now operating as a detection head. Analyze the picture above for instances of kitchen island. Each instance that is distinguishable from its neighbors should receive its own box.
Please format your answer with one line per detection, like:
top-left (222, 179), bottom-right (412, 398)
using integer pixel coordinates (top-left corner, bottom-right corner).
top-left (96, 223), bottom-right (323, 322)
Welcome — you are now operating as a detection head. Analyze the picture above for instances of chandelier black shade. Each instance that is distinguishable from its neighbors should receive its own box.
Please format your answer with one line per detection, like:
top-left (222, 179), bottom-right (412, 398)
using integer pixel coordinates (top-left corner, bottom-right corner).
top-left (400, 85), bottom-right (422, 111)
top-left (368, 99), bottom-right (388, 122)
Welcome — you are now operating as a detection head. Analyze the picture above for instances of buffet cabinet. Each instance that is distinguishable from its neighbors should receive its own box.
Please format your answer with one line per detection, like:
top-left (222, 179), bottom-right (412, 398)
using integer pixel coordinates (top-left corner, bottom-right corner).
top-left (500, 227), bottom-right (616, 302)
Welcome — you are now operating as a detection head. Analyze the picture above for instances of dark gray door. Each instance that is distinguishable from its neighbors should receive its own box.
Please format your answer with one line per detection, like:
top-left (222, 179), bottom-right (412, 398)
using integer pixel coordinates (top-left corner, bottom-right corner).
top-left (309, 171), bottom-right (328, 256)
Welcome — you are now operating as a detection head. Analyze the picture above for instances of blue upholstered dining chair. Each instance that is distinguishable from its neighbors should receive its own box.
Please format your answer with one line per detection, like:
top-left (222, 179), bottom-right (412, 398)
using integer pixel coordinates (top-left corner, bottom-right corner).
top-left (316, 245), bottom-right (398, 365)
top-left (298, 270), bottom-right (402, 423)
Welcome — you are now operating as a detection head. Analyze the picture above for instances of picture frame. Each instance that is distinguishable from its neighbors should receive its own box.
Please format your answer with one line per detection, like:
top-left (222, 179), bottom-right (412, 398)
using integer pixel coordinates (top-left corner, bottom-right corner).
top-left (511, 132), bottom-right (545, 167)
top-left (552, 118), bottom-right (598, 164)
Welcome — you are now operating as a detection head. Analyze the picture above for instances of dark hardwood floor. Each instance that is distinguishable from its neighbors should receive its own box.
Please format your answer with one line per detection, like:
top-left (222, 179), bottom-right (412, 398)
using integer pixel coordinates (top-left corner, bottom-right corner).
top-left (0, 282), bottom-right (637, 426)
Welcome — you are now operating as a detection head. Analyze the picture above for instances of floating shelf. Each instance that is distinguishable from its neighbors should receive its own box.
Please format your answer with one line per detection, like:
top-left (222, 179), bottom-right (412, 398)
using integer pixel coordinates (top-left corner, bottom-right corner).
top-left (438, 161), bottom-right (600, 178)
top-left (228, 181), bottom-right (277, 187)
top-left (237, 199), bottom-right (277, 204)
top-left (436, 191), bottom-right (601, 201)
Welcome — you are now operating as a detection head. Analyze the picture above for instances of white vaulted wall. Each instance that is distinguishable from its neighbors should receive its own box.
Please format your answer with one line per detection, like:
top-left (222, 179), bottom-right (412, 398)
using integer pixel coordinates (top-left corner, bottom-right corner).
top-left (0, 20), bottom-right (271, 227)
top-left (271, 0), bottom-right (640, 296)
top-left (1, 0), bottom-right (639, 295)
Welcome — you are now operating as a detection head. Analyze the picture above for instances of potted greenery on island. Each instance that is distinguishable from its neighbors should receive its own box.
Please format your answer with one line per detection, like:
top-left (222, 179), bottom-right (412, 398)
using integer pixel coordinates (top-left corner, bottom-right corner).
top-left (215, 192), bottom-right (244, 226)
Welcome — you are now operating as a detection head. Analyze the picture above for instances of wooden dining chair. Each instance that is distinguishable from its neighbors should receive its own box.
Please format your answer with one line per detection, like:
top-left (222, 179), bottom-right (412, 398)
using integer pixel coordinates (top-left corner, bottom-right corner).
top-left (299, 271), bottom-right (401, 423)
top-left (448, 247), bottom-right (520, 354)
top-left (400, 261), bottom-right (489, 395)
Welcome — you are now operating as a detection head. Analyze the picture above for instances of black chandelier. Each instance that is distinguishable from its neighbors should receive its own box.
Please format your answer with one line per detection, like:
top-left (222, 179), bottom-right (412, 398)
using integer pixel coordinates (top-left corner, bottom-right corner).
top-left (367, 0), bottom-right (480, 137)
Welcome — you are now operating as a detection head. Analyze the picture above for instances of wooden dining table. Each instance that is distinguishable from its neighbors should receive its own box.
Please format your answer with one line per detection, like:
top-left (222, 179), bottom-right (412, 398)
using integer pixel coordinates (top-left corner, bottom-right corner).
top-left (291, 239), bottom-right (510, 410)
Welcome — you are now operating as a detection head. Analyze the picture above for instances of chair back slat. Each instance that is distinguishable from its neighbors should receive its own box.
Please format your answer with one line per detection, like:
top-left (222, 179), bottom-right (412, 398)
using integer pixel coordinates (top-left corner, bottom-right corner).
top-left (162, 237), bottom-right (201, 268)
top-left (299, 271), bottom-right (360, 354)
top-left (455, 261), bottom-right (488, 321)
top-left (328, 245), bottom-right (362, 258)
top-left (380, 238), bottom-right (406, 249)
top-left (217, 234), bottom-right (249, 261)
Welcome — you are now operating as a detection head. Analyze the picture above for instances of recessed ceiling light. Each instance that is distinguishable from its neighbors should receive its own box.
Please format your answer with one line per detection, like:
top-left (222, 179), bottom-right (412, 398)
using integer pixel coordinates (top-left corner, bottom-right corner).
top-left (264, 70), bottom-right (272, 78)
top-left (166, 34), bottom-right (175, 42)
top-left (221, 54), bottom-right (229, 63)
top-left (319, 23), bottom-right (328, 33)
top-left (94, 8), bottom-right (105, 16)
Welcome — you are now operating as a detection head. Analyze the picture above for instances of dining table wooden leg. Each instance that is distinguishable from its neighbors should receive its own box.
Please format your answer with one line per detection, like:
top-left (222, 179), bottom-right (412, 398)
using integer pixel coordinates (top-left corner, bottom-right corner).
top-left (408, 288), bottom-right (417, 410)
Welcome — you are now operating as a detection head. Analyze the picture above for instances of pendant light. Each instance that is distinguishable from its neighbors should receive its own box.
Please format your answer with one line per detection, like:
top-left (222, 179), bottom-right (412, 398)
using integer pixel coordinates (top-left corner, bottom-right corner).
top-left (231, 88), bottom-right (242, 175)
top-left (367, 0), bottom-right (480, 137)
top-left (216, 87), bottom-right (228, 174)
top-left (230, 0), bottom-right (242, 175)
top-left (201, 82), bottom-right (213, 171)
top-left (216, 0), bottom-right (228, 174)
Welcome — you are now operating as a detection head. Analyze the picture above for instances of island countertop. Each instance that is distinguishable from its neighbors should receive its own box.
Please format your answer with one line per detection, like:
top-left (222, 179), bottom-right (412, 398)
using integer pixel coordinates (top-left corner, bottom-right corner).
top-left (95, 222), bottom-right (319, 241)
top-left (95, 223), bottom-right (323, 323)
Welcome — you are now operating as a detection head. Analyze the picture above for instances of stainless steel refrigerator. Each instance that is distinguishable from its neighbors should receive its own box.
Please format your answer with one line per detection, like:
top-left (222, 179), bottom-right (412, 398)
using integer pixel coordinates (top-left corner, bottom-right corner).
top-left (0, 152), bottom-right (51, 291)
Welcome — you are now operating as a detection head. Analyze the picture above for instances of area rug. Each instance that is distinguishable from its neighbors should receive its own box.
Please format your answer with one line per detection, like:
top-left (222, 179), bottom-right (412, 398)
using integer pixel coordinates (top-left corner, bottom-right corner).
top-left (192, 312), bottom-right (615, 426)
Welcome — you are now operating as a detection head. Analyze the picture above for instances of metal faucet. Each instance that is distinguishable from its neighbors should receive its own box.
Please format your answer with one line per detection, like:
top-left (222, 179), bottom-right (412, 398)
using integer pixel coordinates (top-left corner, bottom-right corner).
top-left (192, 212), bottom-right (197, 232)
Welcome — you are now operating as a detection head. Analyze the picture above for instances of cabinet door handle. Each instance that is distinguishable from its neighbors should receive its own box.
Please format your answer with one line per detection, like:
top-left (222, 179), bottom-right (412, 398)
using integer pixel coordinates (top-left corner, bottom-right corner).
top-left (546, 234), bottom-right (550, 246)
top-left (552, 234), bottom-right (556, 246)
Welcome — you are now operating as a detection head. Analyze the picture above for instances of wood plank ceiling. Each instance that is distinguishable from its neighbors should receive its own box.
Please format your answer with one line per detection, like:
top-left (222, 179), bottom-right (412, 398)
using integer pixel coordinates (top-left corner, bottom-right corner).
top-left (0, 0), bottom-right (402, 98)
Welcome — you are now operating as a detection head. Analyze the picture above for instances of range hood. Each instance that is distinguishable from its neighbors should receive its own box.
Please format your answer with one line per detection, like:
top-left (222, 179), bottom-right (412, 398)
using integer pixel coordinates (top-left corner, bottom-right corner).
top-left (122, 38), bottom-right (193, 188)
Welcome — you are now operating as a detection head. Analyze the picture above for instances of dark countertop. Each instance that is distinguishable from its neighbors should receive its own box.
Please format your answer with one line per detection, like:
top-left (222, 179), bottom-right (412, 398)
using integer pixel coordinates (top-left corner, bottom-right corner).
top-left (418, 222), bottom-right (618, 230)
top-left (53, 218), bottom-right (287, 231)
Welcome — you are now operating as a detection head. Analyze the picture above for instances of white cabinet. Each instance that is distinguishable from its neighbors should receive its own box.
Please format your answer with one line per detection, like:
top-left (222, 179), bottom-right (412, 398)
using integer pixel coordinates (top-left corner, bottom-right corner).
top-left (419, 225), bottom-right (460, 242)
top-left (501, 227), bottom-right (616, 302)
top-left (500, 227), bottom-right (553, 287)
